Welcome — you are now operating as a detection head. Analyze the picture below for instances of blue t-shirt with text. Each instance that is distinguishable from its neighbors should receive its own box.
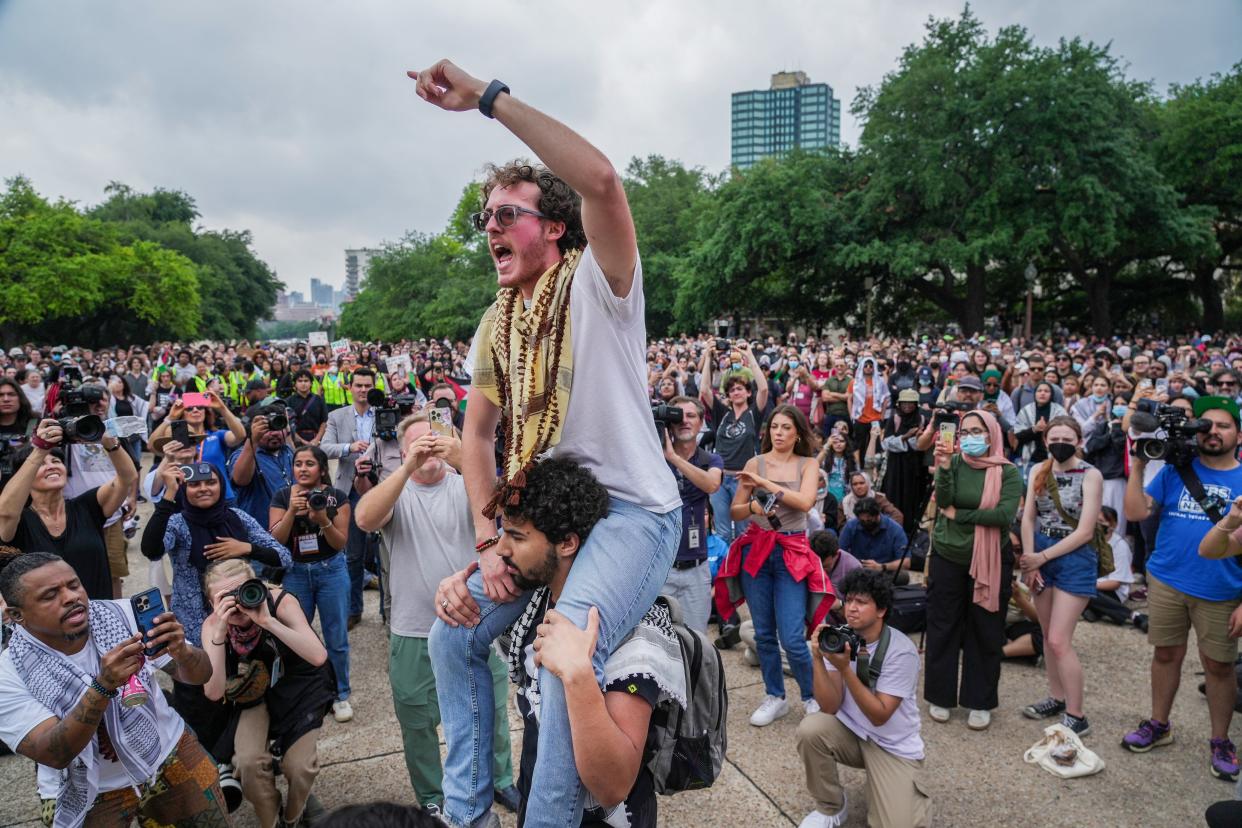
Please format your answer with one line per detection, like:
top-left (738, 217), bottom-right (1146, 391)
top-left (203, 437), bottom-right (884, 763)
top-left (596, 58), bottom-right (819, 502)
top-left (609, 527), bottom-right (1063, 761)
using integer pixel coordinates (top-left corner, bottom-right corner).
top-left (1145, 460), bottom-right (1242, 601)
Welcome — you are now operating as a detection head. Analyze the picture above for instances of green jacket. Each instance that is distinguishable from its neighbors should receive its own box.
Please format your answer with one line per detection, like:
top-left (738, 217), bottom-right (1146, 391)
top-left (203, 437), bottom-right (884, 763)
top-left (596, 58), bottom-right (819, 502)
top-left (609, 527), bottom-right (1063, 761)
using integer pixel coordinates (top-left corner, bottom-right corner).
top-left (932, 456), bottom-right (1023, 566)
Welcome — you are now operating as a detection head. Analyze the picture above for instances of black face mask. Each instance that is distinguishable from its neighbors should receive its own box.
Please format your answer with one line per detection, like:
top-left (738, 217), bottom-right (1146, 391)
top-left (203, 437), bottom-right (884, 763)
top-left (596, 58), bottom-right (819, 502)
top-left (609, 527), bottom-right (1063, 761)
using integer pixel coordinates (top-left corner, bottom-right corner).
top-left (1048, 442), bottom-right (1077, 463)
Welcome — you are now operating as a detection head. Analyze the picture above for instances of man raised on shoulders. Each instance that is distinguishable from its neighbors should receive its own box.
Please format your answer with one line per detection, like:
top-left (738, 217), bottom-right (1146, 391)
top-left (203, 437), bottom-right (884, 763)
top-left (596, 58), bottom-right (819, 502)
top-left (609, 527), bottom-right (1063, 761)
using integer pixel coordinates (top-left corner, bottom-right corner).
top-left (409, 59), bottom-right (681, 828)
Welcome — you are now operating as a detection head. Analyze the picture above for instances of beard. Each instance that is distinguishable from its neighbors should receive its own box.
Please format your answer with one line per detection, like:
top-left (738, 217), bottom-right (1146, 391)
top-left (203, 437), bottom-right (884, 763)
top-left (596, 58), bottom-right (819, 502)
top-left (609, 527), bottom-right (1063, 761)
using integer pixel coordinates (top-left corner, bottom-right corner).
top-left (510, 545), bottom-right (559, 591)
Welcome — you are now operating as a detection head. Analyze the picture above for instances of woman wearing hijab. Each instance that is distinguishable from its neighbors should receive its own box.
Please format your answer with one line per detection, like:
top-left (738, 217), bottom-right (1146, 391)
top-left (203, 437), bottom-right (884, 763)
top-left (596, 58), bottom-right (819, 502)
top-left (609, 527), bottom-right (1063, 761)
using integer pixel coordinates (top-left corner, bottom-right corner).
top-left (1014, 382), bottom-right (1068, 482)
top-left (140, 455), bottom-right (290, 771)
top-left (924, 409), bottom-right (1023, 731)
top-left (848, 357), bottom-right (890, 469)
top-left (879, 388), bottom-right (931, 537)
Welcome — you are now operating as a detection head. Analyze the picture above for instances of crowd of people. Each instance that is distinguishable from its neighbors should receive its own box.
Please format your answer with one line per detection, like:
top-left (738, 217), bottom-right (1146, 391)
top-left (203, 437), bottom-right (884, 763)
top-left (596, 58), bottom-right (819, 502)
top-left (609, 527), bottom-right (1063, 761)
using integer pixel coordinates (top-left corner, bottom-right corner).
top-left (1, 57), bottom-right (1241, 828)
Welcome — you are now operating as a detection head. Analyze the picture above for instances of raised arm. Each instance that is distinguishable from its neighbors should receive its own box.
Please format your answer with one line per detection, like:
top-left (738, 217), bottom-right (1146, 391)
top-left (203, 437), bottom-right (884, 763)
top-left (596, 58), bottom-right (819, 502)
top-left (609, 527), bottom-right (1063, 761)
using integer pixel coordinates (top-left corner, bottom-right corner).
top-left (409, 60), bottom-right (636, 296)
top-left (698, 345), bottom-right (716, 409)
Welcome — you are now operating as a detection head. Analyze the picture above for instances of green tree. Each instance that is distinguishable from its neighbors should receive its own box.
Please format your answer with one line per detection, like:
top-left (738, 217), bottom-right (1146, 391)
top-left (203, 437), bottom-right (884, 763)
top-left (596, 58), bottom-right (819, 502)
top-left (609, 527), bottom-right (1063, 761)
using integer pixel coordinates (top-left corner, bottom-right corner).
top-left (1153, 63), bottom-right (1242, 331)
top-left (623, 155), bottom-right (711, 335)
top-left (90, 183), bottom-right (282, 339)
top-left (0, 176), bottom-right (201, 345)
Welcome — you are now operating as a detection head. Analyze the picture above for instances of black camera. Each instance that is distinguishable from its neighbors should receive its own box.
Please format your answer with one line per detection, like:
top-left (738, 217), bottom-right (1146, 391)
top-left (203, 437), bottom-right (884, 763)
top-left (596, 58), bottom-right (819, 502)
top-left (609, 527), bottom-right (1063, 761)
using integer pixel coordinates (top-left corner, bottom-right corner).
top-left (57, 387), bottom-right (106, 443)
top-left (261, 401), bottom-right (289, 432)
top-left (1130, 399), bottom-right (1210, 467)
top-left (307, 488), bottom-right (329, 511)
top-left (932, 399), bottom-right (970, 427)
top-left (715, 338), bottom-right (730, 353)
top-left (228, 578), bottom-right (269, 610)
top-left (366, 388), bottom-right (387, 408)
top-left (652, 403), bottom-right (685, 446)
top-left (818, 624), bottom-right (864, 657)
top-left (757, 490), bottom-right (783, 531)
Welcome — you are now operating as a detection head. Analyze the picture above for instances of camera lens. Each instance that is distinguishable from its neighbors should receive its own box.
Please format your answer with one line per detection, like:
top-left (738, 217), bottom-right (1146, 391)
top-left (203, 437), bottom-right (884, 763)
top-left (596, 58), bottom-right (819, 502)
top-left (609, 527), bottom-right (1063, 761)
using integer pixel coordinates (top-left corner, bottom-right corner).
top-left (266, 413), bottom-right (288, 431)
top-left (818, 626), bottom-right (845, 653)
top-left (307, 490), bottom-right (328, 510)
top-left (235, 578), bottom-right (268, 609)
top-left (366, 389), bottom-right (386, 407)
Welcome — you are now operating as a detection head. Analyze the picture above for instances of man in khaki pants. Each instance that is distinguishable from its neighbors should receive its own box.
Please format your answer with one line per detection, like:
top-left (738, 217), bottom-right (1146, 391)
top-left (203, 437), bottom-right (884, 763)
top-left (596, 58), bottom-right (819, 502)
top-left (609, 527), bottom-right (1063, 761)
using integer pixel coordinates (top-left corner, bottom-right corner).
top-left (796, 569), bottom-right (930, 828)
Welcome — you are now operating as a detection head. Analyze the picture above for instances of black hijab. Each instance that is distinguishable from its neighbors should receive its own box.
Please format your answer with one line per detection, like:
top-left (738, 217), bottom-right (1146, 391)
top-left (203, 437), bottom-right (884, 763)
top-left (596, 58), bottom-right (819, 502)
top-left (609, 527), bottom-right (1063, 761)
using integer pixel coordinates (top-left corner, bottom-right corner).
top-left (176, 462), bottom-right (249, 573)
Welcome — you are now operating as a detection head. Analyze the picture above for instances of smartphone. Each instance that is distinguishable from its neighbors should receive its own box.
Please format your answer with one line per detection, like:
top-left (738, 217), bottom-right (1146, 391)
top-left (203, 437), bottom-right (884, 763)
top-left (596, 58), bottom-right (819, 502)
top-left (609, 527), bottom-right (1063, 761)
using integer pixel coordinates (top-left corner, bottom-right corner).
top-left (939, 421), bottom-right (957, 452)
top-left (1155, 378), bottom-right (1169, 393)
top-left (1137, 379), bottom-right (1152, 391)
top-left (130, 587), bottom-right (167, 657)
top-left (169, 419), bottom-right (192, 447)
top-left (715, 338), bottom-right (730, 353)
top-left (429, 407), bottom-right (454, 437)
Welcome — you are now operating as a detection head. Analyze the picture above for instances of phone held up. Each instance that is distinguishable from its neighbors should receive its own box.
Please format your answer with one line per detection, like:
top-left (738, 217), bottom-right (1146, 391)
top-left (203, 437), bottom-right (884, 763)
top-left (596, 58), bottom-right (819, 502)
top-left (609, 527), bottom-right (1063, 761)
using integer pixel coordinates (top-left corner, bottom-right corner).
top-left (130, 587), bottom-right (168, 657)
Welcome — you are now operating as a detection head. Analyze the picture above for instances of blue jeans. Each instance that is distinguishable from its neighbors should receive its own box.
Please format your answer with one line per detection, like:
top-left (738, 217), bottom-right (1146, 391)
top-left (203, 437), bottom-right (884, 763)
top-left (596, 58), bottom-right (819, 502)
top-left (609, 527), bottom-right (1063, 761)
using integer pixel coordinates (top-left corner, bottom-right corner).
top-left (740, 540), bottom-right (815, 701)
top-left (283, 553), bottom-right (352, 701)
top-left (346, 489), bottom-right (375, 618)
top-left (429, 497), bottom-right (680, 828)
top-left (709, 473), bottom-right (749, 545)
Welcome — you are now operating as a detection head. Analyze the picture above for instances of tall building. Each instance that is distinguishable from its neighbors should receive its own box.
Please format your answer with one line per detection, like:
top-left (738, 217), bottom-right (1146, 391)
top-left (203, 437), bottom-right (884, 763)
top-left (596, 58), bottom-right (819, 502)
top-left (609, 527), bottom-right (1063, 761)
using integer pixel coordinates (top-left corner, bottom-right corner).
top-left (731, 71), bottom-right (841, 169)
top-left (344, 248), bottom-right (379, 299)
top-left (310, 278), bottom-right (336, 308)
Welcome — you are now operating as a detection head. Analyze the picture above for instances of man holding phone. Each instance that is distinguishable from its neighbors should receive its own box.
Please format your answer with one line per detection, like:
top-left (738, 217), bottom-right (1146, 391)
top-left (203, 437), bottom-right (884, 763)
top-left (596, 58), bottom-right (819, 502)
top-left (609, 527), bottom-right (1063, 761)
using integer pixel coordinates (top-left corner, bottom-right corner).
top-left (0, 552), bottom-right (223, 826)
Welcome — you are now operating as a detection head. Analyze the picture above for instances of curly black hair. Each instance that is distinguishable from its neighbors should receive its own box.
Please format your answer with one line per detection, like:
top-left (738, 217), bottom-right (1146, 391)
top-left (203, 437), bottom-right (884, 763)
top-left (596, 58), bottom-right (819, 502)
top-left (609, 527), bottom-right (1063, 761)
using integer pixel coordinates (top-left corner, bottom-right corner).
top-left (502, 458), bottom-right (609, 545)
top-left (836, 568), bottom-right (894, 617)
top-left (481, 161), bottom-right (587, 254)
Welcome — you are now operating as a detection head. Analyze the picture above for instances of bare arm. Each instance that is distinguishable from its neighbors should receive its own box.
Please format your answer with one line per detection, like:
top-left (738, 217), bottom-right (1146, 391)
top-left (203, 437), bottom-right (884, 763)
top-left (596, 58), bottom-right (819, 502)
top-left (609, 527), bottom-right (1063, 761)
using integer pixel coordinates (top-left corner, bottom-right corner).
top-left (0, 434), bottom-right (50, 541)
top-left (96, 436), bottom-right (138, 517)
top-left (745, 347), bottom-right (768, 411)
top-left (698, 347), bottom-right (716, 409)
top-left (410, 61), bottom-right (636, 296)
top-left (1124, 458), bottom-right (1154, 523)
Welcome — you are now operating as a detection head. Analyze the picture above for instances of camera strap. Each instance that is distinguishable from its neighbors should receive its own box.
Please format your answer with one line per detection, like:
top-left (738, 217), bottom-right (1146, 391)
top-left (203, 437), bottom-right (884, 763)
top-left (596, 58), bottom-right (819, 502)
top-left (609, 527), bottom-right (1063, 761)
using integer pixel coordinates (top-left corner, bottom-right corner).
top-left (1174, 463), bottom-right (1225, 523)
top-left (1172, 463), bottom-right (1242, 573)
top-left (857, 624), bottom-right (892, 691)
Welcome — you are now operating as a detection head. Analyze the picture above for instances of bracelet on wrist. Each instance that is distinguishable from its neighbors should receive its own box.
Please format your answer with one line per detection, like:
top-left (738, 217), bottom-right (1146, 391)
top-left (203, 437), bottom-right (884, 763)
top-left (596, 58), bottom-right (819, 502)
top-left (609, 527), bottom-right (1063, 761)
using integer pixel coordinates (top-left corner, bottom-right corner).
top-left (475, 535), bottom-right (500, 553)
top-left (30, 435), bottom-right (55, 451)
top-left (90, 677), bottom-right (118, 698)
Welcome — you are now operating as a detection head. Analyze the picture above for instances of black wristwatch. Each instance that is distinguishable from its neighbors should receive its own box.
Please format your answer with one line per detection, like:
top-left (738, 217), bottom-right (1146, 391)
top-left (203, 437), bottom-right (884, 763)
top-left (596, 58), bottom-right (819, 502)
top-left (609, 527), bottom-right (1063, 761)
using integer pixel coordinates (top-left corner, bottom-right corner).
top-left (479, 79), bottom-right (510, 119)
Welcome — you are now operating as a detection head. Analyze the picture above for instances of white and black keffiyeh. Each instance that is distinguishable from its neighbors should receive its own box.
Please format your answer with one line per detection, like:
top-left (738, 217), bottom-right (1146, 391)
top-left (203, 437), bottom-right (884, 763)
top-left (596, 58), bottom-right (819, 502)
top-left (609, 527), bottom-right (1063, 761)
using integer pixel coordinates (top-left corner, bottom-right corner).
top-left (8, 601), bottom-right (163, 828)
top-left (502, 590), bottom-right (687, 718)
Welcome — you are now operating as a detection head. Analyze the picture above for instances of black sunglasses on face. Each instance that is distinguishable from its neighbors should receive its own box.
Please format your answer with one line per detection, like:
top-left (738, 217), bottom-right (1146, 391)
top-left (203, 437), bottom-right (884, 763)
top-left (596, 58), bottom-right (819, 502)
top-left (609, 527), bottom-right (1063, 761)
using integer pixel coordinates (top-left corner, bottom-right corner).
top-left (471, 205), bottom-right (550, 232)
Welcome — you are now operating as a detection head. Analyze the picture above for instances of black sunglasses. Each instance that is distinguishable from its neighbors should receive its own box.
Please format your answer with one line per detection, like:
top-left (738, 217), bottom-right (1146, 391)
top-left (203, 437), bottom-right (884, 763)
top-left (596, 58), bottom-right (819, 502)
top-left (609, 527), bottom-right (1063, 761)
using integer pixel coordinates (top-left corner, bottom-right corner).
top-left (471, 205), bottom-right (550, 232)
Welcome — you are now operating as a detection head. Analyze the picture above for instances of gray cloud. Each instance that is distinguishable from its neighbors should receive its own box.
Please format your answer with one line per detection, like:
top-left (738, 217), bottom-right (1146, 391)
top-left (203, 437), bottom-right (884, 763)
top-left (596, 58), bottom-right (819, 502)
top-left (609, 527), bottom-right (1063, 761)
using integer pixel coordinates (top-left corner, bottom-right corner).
top-left (1, 0), bottom-right (1238, 296)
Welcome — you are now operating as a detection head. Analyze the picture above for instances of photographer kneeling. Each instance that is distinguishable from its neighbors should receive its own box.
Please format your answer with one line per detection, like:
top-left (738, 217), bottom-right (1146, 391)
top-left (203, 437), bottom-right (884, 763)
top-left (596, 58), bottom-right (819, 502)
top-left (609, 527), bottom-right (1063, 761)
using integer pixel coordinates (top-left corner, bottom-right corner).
top-left (796, 569), bottom-right (930, 828)
top-left (201, 559), bottom-right (335, 828)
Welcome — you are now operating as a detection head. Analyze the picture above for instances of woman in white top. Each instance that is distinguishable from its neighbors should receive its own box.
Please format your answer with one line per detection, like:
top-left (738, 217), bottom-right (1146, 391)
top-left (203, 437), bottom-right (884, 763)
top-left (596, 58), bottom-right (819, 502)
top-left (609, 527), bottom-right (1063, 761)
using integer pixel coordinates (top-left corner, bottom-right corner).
top-left (21, 369), bottom-right (45, 417)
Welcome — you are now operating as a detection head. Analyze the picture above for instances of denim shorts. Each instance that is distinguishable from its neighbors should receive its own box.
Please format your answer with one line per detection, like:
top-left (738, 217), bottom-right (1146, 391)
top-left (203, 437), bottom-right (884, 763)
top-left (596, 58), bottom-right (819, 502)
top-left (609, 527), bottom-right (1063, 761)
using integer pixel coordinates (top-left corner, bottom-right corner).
top-left (1035, 532), bottom-right (1098, 597)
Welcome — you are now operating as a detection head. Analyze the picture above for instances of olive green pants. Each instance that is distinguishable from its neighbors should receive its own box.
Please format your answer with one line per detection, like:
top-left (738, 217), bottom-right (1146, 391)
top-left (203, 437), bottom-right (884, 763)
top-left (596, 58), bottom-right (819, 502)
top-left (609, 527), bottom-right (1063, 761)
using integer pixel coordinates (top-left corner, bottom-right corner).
top-left (389, 634), bottom-right (514, 808)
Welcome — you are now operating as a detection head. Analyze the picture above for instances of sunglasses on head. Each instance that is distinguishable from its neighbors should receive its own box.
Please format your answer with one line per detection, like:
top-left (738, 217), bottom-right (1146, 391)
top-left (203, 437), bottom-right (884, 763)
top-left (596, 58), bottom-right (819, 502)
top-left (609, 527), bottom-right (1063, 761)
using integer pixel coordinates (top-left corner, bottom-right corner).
top-left (470, 205), bottom-right (550, 232)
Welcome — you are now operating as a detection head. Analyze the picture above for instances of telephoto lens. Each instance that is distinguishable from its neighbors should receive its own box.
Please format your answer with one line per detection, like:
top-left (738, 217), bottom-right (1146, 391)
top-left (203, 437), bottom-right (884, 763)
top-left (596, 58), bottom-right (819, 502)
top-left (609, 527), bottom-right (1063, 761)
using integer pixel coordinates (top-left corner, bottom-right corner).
top-left (58, 415), bottom-right (106, 444)
top-left (234, 578), bottom-right (269, 610)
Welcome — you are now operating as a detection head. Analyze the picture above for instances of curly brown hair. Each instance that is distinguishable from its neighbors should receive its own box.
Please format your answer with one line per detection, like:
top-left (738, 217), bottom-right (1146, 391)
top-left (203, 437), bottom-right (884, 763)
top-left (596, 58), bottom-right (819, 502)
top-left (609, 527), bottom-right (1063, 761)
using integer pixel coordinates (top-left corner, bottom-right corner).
top-left (481, 161), bottom-right (586, 254)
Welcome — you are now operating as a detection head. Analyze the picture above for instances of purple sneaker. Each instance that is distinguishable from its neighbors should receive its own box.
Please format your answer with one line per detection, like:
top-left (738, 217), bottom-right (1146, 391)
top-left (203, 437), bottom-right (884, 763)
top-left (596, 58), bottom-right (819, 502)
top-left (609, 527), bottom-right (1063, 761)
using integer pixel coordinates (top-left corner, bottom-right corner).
top-left (1121, 719), bottom-right (1173, 753)
top-left (1211, 738), bottom-right (1239, 781)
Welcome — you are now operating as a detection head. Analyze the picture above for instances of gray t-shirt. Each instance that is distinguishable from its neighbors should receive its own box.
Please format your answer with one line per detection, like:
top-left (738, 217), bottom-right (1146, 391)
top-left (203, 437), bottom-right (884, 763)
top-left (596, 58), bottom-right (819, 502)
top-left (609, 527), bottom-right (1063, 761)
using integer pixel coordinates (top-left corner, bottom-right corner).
top-left (381, 472), bottom-right (476, 638)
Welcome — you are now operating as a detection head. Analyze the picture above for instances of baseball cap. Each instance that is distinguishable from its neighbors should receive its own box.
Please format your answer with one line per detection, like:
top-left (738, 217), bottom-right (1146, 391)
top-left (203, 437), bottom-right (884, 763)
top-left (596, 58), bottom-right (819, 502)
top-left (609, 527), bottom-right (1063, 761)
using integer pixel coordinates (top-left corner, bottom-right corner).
top-left (957, 375), bottom-right (984, 391)
top-left (1193, 395), bottom-right (1241, 425)
top-left (897, 389), bottom-right (920, 403)
top-left (7, 347), bottom-right (22, 357)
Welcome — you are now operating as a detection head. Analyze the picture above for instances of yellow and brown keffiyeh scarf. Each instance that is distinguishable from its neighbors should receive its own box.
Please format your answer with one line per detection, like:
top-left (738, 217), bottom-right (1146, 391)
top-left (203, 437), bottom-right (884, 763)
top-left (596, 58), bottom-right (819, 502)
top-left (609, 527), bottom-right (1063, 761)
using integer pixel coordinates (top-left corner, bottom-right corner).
top-left (473, 249), bottom-right (581, 516)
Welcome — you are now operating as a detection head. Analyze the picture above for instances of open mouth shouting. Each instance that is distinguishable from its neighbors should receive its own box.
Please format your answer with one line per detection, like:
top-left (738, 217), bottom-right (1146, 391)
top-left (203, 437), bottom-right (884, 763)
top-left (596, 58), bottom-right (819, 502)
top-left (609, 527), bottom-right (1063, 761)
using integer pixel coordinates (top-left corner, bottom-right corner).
top-left (490, 239), bottom-right (515, 273)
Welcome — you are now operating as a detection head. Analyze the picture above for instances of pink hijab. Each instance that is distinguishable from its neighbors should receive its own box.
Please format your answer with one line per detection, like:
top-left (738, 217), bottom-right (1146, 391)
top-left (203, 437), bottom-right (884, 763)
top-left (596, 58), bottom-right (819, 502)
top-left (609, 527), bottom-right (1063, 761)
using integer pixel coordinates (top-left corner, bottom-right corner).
top-left (961, 409), bottom-right (1012, 611)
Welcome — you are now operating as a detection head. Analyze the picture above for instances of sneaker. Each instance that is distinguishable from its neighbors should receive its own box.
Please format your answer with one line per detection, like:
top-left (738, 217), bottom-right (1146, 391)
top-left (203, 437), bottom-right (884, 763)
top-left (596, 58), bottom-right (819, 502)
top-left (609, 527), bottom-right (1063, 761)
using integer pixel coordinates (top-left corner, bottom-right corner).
top-left (1023, 696), bottom-right (1066, 720)
top-left (743, 646), bottom-right (760, 666)
top-left (216, 762), bottom-right (243, 813)
top-left (422, 803), bottom-right (443, 822)
top-left (301, 793), bottom-right (325, 826)
top-left (493, 784), bottom-right (522, 813)
top-left (750, 695), bottom-right (790, 727)
top-left (805, 698), bottom-right (821, 716)
top-left (1062, 712), bottom-right (1091, 737)
top-left (928, 704), bottom-right (950, 723)
top-left (715, 623), bottom-right (741, 650)
top-left (1211, 738), bottom-right (1239, 781)
top-left (1132, 613), bottom-right (1149, 633)
top-left (797, 795), bottom-right (847, 828)
top-left (967, 709), bottom-right (991, 730)
top-left (1122, 718), bottom-right (1173, 753)
top-left (332, 700), bottom-right (354, 723)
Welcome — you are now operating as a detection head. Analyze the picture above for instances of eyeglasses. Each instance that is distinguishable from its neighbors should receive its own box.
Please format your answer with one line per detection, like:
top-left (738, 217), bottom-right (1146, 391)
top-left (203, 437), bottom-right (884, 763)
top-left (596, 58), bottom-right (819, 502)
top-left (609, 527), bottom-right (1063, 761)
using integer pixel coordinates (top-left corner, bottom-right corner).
top-left (184, 406), bottom-right (206, 412)
top-left (1219, 381), bottom-right (1238, 388)
top-left (471, 205), bottom-right (550, 232)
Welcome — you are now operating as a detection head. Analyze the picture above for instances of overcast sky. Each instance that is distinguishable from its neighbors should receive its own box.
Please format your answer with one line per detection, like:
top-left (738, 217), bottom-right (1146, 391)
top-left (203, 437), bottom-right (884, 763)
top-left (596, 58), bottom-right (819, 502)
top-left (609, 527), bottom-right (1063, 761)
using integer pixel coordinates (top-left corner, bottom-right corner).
top-left (2, 0), bottom-right (1238, 297)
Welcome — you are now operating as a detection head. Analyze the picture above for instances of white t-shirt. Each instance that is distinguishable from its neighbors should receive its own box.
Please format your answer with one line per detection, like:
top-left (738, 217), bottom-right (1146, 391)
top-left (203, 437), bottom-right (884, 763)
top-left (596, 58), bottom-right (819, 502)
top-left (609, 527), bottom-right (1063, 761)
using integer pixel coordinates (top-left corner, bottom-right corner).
top-left (469, 247), bottom-right (680, 513)
top-left (0, 600), bottom-right (185, 797)
top-left (23, 384), bottom-right (46, 416)
top-left (381, 472), bottom-right (478, 638)
top-left (64, 443), bottom-right (123, 527)
top-left (1104, 533), bottom-right (1135, 602)
top-left (823, 625), bottom-right (924, 761)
